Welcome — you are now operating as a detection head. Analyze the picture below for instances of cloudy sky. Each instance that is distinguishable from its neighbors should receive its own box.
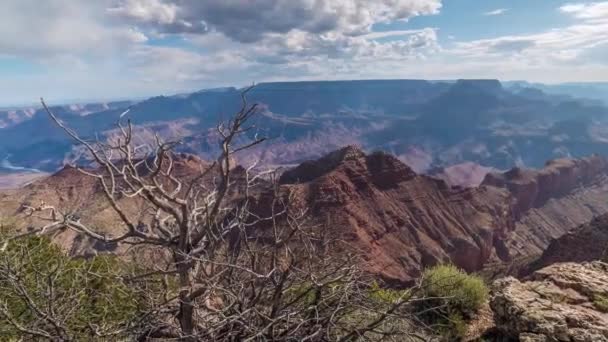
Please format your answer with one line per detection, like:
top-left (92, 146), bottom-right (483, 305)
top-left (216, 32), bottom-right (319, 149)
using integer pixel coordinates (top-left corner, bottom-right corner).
top-left (1, 0), bottom-right (608, 105)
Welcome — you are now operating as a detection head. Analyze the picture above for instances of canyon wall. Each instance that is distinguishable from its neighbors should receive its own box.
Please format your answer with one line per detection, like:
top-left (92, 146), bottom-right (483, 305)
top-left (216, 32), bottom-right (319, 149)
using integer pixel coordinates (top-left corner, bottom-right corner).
top-left (3, 147), bottom-right (608, 285)
top-left (483, 155), bottom-right (608, 258)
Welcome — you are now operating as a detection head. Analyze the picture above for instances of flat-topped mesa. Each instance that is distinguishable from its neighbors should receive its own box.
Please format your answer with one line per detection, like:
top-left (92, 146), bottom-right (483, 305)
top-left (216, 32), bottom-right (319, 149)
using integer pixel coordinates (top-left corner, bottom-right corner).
top-left (482, 155), bottom-right (608, 214)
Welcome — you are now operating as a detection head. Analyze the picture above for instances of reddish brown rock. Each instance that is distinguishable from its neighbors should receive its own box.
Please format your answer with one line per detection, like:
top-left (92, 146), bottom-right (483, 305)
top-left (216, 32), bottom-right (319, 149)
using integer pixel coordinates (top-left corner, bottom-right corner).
top-left (482, 155), bottom-right (608, 216)
top-left (483, 155), bottom-right (608, 259)
top-left (279, 149), bottom-right (608, 283)
top-left (279, 146), bottom-right (514, 283)
top-left (530, 214), bottom-right (608, 271)
top-left (5, 146), bottom-right (608, 285)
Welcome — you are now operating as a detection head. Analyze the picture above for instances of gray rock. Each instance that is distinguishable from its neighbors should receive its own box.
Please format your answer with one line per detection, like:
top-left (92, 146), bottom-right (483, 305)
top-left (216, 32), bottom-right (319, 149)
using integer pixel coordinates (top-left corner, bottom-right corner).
top-left (491, 261), bottom-right (608, 341)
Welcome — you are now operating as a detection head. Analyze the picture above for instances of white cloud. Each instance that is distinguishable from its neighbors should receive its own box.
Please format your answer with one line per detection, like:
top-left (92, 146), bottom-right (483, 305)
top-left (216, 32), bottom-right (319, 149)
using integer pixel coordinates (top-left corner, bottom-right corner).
top-left (169, 1), bottom-right (444, 69)
top-left (483, 8), bottom-right (508, 16)
top-left (452, 2), bottom-right (608, 67)
top-left (108, 0), bottom-right (179, 24)
top-left (125, 45), bottom-right (252, 84)
top-left (0, 1), bottom-right (147, 59)
top-left (363, 29), bottom-right (437, 40)
top-left (108, 0), bottom-right (442, 42)
top-left (251, 28), bottom-right (440, 62)
top-left (0, 0), bottom-right (443, 103)
top-left (560, 2), bottom-right (608, 22)
top-left (3, 0), bottom-right (608, 105)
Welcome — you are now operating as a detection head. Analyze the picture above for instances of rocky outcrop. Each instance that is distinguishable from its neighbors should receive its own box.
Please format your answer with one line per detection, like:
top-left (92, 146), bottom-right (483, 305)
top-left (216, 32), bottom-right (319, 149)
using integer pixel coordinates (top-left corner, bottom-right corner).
top-left (5, 145), bottom-right (608, 285)
top-left (483, 155), bottom-right (608, 215)
top-left (491, 262), bottom-right (608, 341)
top-left (277, 146), bottom-right (608, 285)
top-left (279, 146), bottom-right (515, 283)
top-left (278, 148), bottom-right (608, 283)
top-left (482, 155), bottom-right (608, 259)
top-left (0, 153), bottom-right (226, 257)
top-left (530, 214), bottom-right (608, 271)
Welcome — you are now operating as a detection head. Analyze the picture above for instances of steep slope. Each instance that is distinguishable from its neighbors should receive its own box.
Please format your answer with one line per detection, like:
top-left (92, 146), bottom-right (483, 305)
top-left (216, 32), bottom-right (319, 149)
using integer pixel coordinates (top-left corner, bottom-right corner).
top-left (482, 155), bottom-right (608, 257)
top-left (279, 149), bottom-right (608, 283)
top-left (279, 146), bottom-right (514, 283)
top-left (530, 215), bottom-right (608, 271)
top-left (0, 153), bottom-right (221, 255)
top-left (4, 147), bottom-right (608, 285)
top-left (0, 165), bottom-right (123, 254)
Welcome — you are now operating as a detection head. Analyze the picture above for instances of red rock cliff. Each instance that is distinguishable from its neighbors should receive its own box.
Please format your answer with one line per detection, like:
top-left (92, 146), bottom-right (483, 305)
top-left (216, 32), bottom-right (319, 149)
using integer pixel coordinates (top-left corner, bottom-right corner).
top-left (279, 146), bottom-right (515, 284)
top-left (482, 155), bottom-right (608, 216)
top-left (481, 155), bottom-right (608, 259)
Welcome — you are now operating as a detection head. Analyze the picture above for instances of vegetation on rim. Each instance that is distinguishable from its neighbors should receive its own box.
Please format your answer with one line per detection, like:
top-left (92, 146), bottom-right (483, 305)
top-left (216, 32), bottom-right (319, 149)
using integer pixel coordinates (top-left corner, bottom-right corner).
top-left (416, 264), bottom-right (489, 340)
top-left (0, 90), bottom-right (466, 341)
top-left (0, 231), bottom-right (163, 340)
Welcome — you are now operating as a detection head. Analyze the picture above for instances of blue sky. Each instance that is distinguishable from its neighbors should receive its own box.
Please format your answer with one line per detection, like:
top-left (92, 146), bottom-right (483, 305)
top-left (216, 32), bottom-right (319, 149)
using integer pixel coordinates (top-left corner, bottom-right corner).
top-left (1, 0), bottom-right (607, 106)
top-left (393, 1), bottom-right (577, 40)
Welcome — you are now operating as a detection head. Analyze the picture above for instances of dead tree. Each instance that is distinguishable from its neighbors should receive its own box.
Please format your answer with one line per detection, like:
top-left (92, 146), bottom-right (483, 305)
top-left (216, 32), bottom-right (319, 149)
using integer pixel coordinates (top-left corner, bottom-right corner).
top-left (3, 88), bottom-right (431, 341)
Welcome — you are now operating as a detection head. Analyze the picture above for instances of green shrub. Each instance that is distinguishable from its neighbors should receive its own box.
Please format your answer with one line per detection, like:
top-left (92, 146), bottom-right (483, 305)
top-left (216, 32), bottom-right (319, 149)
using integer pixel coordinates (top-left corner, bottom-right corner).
top-left (416, 264), bottom-right (489, 340)
top-left (368, 281), bottom-right (412, 304)
top-left (593, 294), bottom-right (608, 312)
top-left (0, 235), bottom-right (155, 340)
top-left (421, 264), bottom-right (488, 315)
top-left (433, 311), bottom-right (468, 341)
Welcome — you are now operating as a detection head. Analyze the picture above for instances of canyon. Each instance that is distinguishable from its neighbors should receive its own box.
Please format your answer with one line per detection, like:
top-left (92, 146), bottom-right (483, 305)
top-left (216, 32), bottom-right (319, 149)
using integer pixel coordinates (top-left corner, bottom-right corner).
top-left (3, 146), bottom-right (608, 285)
top-left (276, 147), bottom-right (608, 282)
top-left (3, 80), bottom-right (608, 184)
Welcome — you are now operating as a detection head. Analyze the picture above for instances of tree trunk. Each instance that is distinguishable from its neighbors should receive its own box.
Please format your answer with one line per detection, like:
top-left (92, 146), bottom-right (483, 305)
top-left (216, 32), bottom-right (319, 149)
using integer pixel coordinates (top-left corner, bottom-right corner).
top-left (177, 260), bottom-right (196, 341)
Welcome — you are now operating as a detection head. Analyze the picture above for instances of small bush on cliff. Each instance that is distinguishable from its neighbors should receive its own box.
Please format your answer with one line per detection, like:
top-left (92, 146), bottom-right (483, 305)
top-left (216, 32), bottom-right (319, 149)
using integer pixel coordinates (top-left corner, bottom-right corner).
top-left (416, 264), bottom-right (489, 340)
top-left (421, 264), bottom-right (488, 314)
top-left (594, 294), bottom-right (608, 312)
top-left (0, 235), bottom-right (154, 340)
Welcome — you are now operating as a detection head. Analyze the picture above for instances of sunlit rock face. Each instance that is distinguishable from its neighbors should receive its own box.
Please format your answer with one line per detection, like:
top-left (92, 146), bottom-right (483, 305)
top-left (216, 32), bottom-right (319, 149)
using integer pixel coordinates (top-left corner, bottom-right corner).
top-left (491, 262), bottom-right (608, 341)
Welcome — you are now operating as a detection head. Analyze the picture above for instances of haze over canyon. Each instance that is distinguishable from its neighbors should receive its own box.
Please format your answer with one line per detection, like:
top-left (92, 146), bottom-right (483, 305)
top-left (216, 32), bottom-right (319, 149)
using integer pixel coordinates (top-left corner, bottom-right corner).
top-left (3, 0), bottom-right (608, 340)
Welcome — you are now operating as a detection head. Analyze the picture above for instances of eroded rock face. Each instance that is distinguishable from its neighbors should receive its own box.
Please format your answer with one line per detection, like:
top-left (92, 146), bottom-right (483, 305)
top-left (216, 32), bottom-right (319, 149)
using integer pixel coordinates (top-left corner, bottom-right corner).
top-left (491, 262), bottom-right (608, 341)
top-left (5, 146), bottom-right (608, 286)
top-left (279, 146), bottom-right (515, 283)
top-left (278, 148), bottom-right (608, 283)
top-left (482, 155), bottom-right (608, 259)
top-left (530, 214), bottom-right (608, 271)
top-left (483, 155), bottom-right (608, 215)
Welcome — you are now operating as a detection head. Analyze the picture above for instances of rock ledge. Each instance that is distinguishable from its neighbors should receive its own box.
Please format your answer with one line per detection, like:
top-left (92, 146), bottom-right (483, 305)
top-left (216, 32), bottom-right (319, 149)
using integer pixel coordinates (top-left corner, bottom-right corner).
top-left (491, 261), bottom-right (608, 341)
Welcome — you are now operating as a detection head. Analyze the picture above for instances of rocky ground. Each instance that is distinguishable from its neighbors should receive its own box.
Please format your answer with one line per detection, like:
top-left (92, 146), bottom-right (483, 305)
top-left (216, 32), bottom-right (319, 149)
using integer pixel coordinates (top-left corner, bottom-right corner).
top-left (491, 261), bottom-right (608, 341)
top-left (0, 172), bottom-right (48, 190)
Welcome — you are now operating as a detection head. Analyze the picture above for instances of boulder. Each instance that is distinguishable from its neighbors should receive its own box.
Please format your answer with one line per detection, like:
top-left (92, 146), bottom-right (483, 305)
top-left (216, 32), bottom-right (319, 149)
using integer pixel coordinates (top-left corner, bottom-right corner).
top-left (491, 262), bottom-right (608, 341)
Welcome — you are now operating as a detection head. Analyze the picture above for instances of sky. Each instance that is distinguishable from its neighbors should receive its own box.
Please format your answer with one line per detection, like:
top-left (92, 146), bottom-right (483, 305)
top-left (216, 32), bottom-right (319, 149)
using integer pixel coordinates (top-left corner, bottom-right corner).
top-left (1, 0), bottom-right (608, 106)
